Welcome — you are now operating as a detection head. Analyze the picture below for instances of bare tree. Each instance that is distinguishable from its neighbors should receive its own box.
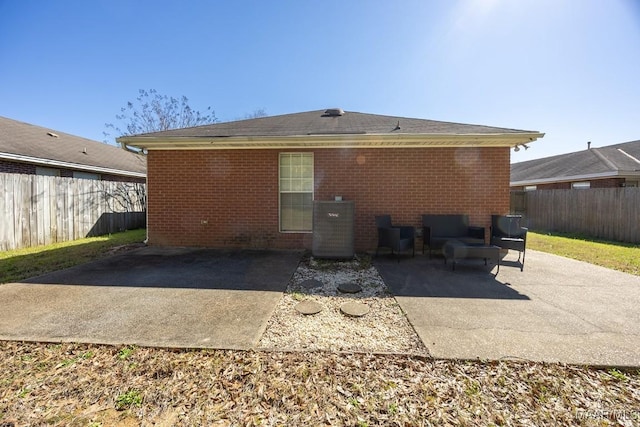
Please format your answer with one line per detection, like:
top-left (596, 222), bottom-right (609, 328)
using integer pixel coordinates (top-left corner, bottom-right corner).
top-left (104, 89), bottom-right (218, 150)
top-left (242, 109), bottom-right (268, 120)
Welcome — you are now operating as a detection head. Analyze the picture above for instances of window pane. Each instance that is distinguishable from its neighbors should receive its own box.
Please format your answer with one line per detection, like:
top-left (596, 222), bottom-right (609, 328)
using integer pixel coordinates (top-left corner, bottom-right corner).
top-left (280, 193), bottom-right (312, 231)
top-left (279, 153), bottom-right (313, 232)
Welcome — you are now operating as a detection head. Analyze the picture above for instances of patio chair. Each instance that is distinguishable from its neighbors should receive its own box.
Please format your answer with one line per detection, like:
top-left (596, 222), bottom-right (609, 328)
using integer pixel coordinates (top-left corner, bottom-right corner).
top-left (490, 215), bottom-right (528, 271)
top-left (375, 215), bottom-right (415, 261)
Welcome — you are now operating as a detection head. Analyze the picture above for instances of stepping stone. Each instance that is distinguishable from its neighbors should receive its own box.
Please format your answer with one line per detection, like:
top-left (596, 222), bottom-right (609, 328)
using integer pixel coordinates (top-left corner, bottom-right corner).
top-left (301, 279), bottom-right (323, 290)
top-left (295, 300), bottom-right (323, 315)
top-left (340, 302), bottom-right (369, 317)
top-left (338, 282), bottom-right (362, 293)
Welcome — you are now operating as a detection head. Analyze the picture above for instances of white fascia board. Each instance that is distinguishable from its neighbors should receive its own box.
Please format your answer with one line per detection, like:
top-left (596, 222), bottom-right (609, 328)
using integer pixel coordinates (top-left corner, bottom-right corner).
top-left (118, 132), bottom-right (545, 151)
top-left (0, 152), bottom-right (146, 178)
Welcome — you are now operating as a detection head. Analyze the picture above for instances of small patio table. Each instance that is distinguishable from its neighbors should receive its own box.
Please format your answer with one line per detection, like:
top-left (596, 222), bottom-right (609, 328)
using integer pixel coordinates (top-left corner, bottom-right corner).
top-left (443, 240), bottom-right (501, 275)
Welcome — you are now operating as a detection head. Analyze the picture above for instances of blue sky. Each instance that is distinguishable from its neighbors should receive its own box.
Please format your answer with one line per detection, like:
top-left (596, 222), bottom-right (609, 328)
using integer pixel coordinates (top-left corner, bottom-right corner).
top-left (1, 0), bottom-right (638, 162)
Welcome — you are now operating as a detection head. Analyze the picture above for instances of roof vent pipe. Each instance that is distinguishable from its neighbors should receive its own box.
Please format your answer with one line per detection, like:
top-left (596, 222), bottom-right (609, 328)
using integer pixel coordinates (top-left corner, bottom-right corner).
top-left (324, 108), bottom-right (345, 116)
top-left (588, 141), bottom-right (591, 150)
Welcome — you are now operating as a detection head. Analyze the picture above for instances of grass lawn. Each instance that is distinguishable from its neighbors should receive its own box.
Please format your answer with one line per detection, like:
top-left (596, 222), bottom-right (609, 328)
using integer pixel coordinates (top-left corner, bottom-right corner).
top-left (0, 228), bottom-right (146, 284)
top-left (528, 231), bottom-right (640, 276)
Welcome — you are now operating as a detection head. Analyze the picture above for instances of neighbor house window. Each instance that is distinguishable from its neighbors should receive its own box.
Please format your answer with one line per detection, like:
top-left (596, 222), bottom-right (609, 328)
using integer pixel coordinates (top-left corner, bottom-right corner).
top-left (279, 153), bottom-right (313, 232)
top-left (36, 166), bottom-right (60, 176)
top-left (73, 171), bottom-right (100, 180)
top-left (572, 181), bottom-right (591, 189)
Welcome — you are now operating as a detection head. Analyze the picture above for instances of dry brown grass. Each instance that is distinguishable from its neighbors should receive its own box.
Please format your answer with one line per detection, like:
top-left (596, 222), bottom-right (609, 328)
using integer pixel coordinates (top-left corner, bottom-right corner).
top-left (1, 341), bottom-right (639, 426)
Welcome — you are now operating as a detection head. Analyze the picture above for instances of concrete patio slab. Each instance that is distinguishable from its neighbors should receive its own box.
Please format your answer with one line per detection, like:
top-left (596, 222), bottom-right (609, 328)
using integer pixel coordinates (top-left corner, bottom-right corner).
top-left (0, 247), bottom-right (302, 350)
top-left (374, 250), bottom-right (640, 367)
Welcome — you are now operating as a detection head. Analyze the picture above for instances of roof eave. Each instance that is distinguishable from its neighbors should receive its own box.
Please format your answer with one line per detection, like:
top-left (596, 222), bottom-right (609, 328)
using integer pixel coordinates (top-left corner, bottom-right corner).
top-left (0, 152), bottom-right (146, 178)
top-left (117, 132), bottom-right (545, 150)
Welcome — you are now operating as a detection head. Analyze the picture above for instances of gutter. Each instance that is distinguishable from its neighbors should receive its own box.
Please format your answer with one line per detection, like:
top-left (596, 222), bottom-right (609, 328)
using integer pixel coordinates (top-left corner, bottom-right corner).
top-left (0, 152), bottom-right (146, 178)
top-left (118, 132), bottom-right (545, 151)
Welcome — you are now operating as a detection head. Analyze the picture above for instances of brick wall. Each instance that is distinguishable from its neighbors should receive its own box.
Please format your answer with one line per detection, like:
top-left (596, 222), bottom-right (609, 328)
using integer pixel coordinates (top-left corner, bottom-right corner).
top-left (0, 160), bottom-right (36, 174)
top-left (146, 147), bottom-right (511, 251)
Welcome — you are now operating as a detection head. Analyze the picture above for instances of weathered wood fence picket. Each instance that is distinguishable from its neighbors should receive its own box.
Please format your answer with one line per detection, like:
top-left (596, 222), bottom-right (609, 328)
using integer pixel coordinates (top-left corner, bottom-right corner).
top-left (511, 188), bottom-right (640, 243)
top-left (1, 173), bottom-right (146, 251)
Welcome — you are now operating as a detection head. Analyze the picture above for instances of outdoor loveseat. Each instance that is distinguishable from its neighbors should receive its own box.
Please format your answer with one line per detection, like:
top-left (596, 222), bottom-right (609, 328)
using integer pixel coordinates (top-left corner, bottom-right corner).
top-left (422, 214), bottom-right (485, 257)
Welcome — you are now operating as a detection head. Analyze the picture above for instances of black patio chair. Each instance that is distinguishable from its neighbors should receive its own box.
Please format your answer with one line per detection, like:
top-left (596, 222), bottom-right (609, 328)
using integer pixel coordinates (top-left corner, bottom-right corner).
top-left (490, 215), bottom-right (528, 271)
top-left (375, 215), bottom-right (415, 261)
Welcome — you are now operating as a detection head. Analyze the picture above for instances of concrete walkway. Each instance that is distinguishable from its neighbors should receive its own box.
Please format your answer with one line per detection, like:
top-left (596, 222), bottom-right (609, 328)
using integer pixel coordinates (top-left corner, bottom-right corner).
top-left (2, 246), bottom-right (638, 367)
top-left (374, 250), bottom-right (640, 367)
top-left (0, 247), bottom-right (301, 350)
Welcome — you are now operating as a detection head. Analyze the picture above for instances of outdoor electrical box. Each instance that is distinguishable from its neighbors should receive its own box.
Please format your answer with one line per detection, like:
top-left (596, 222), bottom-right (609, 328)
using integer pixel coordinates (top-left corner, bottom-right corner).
top-left (312, 200), bottom-right (355, 259)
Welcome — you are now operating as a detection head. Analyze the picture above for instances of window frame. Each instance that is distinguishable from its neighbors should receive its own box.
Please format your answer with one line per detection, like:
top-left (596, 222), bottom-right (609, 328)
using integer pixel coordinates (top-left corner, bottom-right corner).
top-left (572, 181), bottom-right (591, 189)
top-left (278, 152), bottom-right (314, 233)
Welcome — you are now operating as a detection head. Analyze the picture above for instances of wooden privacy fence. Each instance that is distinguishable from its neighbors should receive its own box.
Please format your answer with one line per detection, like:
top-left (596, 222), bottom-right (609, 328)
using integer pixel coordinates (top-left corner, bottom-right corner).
top-left (519, 188), bottom-right (640, 243)
top-left (1, 173), bottom-right (146, 251)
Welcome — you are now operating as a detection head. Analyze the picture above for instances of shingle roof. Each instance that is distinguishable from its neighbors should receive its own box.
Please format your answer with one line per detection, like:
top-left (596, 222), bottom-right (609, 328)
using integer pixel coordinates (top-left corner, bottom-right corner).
top-left (511, 140), bottom-right (640, 185)
top-left (119, 109), bottom-right (543, 151)
top-left (136, 109), bottom-right (537, 138)
top-left (0, 116), bottom-right (146, 177)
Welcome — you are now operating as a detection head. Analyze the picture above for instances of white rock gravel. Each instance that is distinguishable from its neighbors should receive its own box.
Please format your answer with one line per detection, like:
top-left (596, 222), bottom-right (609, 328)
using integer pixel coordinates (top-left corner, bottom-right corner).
top-left (257, 255), bottom-right (429, 356)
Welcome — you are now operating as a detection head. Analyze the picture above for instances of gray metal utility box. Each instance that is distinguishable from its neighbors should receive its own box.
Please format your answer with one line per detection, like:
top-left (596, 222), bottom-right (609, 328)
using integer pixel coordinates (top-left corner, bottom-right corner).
top-left (312, 200), bottom-right (355, 259)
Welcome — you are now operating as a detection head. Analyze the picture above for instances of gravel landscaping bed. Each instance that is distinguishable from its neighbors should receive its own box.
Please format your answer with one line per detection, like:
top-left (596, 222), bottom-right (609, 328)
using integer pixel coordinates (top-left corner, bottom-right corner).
top-left (257, 255), bottom-right (428, 355)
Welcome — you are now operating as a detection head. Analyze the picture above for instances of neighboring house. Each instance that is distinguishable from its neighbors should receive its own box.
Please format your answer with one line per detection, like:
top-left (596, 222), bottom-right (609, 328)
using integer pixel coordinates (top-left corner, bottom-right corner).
top-left (118, 108), bottom-right (544, 251)
top-left (511, 140), bottom-right (640, 191)
top-left (0, 116), bottom-right (146, 182)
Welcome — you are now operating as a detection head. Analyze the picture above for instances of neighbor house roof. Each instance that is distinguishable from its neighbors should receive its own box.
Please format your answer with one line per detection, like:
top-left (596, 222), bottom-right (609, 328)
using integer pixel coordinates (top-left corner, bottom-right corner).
top-left (511, 140), bottom-right (640, 186)
top-left (0, 116), bottom-right (146, 178)
top-left (118, 109), bottom-right (544, 151)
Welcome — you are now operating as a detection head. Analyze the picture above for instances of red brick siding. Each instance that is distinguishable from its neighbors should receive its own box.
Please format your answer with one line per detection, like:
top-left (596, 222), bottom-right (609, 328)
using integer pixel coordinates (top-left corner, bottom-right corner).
top-left (101, 174), bottom-right (146, 183)
top-left (0, 160), bottom-right (36, 174)
top-left (590, 178), bottom-right (624, 188)
top-left (146, 147), bottom-right (510, 251)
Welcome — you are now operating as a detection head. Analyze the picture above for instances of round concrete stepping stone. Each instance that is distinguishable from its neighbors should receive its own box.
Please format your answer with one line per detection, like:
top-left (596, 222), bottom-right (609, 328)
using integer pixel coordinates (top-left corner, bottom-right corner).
top-left (301, 279), bottom-right (323, 290)
top-left (295, 300), bottom-right (323, 315)
top-left (340, 301), bottom-right (369, 317)
top-left (338, 282), bottom-right (362, 294)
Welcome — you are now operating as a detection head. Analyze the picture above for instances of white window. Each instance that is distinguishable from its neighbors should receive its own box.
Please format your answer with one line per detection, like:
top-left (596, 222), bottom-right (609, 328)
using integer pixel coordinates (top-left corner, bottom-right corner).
top-left (279, 153), bottom-right (313, 232)
top-left (73, 171), bottom-right (100, 180)
top-left (572, 181), bottom-right (591, 189)
top-left (524, 185), bottom-right (537, 191)
top-left (36, 166), bottom-right (60, 176)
